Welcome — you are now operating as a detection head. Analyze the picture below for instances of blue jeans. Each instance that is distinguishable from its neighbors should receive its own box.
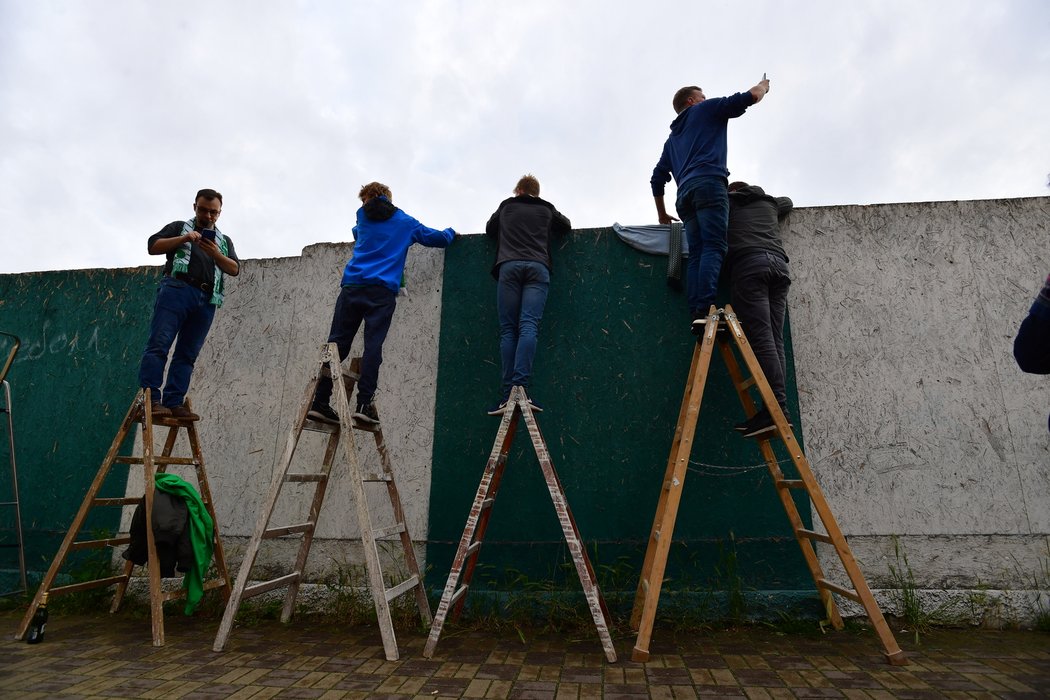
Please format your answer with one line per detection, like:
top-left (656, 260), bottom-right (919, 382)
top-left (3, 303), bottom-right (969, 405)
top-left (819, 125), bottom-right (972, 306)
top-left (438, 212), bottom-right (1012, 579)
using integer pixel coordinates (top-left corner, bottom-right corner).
top-left (730, 251), bottom-right (791, 407)
top-left (139, 276), bottom-right (217, 408)
top-left (496, 261), bottom-right (550, 398)
top-left (676, 176), bottom-right (729, 315)
top-left (314, 285), bottom-right (397, 407)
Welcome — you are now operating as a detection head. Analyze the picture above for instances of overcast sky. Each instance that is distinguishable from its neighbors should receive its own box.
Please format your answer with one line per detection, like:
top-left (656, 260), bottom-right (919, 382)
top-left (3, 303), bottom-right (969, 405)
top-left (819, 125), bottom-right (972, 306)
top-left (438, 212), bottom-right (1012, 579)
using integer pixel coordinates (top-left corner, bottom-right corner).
top-left (1, 0), bottom-right (1048, 274)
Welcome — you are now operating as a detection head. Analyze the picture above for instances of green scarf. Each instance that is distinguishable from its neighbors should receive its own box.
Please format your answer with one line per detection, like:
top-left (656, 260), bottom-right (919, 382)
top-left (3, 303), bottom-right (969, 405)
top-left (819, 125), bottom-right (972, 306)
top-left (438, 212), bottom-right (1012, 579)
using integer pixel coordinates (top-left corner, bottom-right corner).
top-left (170, 219), bottom-right (230, 307)
top-left (154, 472), bottom-right (215, 615)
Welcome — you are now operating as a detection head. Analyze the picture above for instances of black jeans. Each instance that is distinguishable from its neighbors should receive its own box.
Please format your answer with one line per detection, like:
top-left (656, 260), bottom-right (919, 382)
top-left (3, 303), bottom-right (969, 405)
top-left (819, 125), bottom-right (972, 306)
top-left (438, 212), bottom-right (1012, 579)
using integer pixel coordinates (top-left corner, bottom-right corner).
top-left (314, 284), bottom-right (397, 407)
top-left (730, 251), bottom-right (791, 408)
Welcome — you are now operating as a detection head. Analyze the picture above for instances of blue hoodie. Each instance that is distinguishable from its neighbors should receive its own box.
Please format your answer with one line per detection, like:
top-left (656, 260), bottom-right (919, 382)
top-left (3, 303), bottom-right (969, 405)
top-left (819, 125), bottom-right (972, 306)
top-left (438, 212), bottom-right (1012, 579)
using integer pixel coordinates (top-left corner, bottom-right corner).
top-left (340, 196), bottom-right (455, 292)
top-left (650, 91), bottom-right (755, 199)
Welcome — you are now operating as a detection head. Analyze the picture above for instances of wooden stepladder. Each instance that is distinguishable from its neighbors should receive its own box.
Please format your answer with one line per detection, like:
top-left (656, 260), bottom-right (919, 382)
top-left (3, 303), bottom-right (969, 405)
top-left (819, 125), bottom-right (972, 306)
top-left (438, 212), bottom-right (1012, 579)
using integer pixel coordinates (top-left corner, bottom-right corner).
top-left (14, 390), bottom-right (231, 646)
top-left (212, 344), bottom-right (431, 661)
top-left (630, 305), bottom-right (906, 665)
top-left (424, 386), bottom-right (617, 662)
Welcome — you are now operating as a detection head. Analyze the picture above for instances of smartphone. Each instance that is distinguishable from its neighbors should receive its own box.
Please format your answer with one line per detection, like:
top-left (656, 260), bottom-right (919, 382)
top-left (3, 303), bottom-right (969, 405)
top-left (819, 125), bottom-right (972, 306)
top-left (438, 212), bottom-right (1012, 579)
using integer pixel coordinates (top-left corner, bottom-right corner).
top-left (201, 229), bottom-right (217, 242)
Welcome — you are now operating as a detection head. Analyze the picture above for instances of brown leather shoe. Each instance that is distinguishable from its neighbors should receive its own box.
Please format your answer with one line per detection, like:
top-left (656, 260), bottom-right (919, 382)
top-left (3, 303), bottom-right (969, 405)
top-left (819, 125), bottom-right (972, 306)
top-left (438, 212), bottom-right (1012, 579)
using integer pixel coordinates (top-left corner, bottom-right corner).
top-left (169, 404), bottom-right (200, 421)
top-left (149, 403), bottom-right (172, 419)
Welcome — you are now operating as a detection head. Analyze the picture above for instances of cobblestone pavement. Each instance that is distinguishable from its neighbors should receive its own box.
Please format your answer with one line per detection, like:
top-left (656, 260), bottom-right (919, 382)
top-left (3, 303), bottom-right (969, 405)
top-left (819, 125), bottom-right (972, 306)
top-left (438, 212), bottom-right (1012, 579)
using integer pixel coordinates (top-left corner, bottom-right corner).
top-left (2, 611), bottom-right (1049, 698)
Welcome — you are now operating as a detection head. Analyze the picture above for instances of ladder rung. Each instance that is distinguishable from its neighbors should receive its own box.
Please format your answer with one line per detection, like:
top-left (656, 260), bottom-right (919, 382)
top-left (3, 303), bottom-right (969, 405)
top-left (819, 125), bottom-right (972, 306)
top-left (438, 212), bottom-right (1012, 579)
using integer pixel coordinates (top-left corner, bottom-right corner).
top-left (49, 575), bottom-right (127, 596)
top-left (448, 584), bottom-right (468, 606)
top-left (816, 578), bottom-right (862, 603)
top-left (384, 575), bottom-right (420, 602)
top-left (92, 497), bottom-right (142, 507)
top-left (114, 456), bottom-right (197, 466)
top-left (797, 528), bottom-right (834, 544)
top-left (480, 498), bottom-right (494, 511)
top-left (362, 473), bottom-right (391, 483)
top-left (465, 541), bottom-right (482, 557)
top-left (353, 422), bottom-right (380, 433)
top-left (243, 572), bottom-right (301, 599)
top-left (373, 523), bottom-right (406, 540)
top-left (70, 536), bottom-right (131, 551)
top-left (161, 577), bottom-right (228, 601)
top-left (0, 501), bottom-right (18, 506)
top-left (739, 377), bottom-right (757, 390)
top-left (776, 479), bottom-right (806, 490)
top-left (263, 523), bottom-right (314, 538)
top-left (303, 420), bottom-right (339, 434)
top-left (285, 473), bottom-right (327, 483)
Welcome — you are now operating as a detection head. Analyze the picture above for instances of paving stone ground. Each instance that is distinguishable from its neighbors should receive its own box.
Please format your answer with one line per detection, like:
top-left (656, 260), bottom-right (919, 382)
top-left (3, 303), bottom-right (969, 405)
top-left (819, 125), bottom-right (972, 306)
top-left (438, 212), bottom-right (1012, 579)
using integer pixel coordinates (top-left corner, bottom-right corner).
top-left (2, 610), bottom-right (1048, 699)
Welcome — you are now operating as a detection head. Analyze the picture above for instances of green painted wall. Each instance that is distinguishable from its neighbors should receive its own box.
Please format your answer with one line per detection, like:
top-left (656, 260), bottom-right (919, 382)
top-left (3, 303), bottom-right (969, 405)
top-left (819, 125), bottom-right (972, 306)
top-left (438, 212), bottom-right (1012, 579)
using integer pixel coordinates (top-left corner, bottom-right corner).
top-left (0, 268), bottom-right (158, 587)
top-left (428, 230), bottom-right (812, 608)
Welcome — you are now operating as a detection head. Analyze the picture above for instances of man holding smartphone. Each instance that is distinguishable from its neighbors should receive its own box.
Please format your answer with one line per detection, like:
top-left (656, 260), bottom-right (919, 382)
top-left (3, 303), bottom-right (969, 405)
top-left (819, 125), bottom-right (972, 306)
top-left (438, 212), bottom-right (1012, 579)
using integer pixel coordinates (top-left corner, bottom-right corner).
top-left (138, 188), bottom-right (240, 421)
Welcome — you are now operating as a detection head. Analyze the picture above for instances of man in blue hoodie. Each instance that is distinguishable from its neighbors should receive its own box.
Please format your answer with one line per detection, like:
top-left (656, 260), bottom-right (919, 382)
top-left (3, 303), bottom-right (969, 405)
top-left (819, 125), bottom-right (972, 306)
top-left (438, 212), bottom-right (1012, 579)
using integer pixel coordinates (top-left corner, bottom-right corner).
top-left (308, 182), bottom-right (457, 426)
top-left (650, 76), bottom-right (770, 333)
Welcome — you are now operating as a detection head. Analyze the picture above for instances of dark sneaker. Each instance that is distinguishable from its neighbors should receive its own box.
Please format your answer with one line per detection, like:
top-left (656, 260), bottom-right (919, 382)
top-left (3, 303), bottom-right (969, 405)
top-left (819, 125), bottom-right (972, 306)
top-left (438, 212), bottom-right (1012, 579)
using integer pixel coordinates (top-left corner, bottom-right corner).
top-left (307, 403), bottom-right (340, 425)
top-left (149, 402), bottom-right (172, 420)
top-left (691, 317), bottom-right (706, 336)
top-left (738, 408), bottom-right (793, 438)
top-left (169, 404), bottom-right (200, 421)
top-left (734, 408), bottom-right (770, 433)
top-left (486, 400), bottom-right (509, 416)
top-left (353, 402), bottom-right (380, 425)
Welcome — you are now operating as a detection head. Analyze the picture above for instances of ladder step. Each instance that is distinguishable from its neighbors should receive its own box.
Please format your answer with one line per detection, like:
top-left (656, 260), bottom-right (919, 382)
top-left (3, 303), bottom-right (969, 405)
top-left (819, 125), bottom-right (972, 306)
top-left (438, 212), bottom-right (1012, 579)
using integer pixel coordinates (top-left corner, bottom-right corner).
top-left (70, 536), bottom-right (131, 551)
top-left (384, 575), bottom-right (420, 602)
top-left (362, 473), bottom-right (392, 483)
top-left (776, 479), bottom-right (806, 489)
top-left (243, 572), bottom-right (301, 599)
top-left (93, 497), bottom-right (145, 507)
top-left (465, 541), bottom-right (482, 557)
top-left (263, 523), bottom-right (314, 539)
top-left (373, 523), bottom-right (407, 540)
top-left (161, 577), bottom-right (228, 601)
top-left (303, 420), bottom-right (339, 434)
top-left (114, 456), bottom-right (198, 466)
top-left (285, 473), bottom-right (327, 483)
top-left (49, 575), bottom-right (128, 596)
top-left (739, 377), bottom-right (757, 390)
top-left (353, 422), bottom-right (380, 434)
top-left (480, 497), bottom-right (494, 511)
top-left (797, 528), bottom-right (834, 544)
top-left (816, 578), bottom-right (862, 603)
top-left (448, 584), bottom-right (468, 607)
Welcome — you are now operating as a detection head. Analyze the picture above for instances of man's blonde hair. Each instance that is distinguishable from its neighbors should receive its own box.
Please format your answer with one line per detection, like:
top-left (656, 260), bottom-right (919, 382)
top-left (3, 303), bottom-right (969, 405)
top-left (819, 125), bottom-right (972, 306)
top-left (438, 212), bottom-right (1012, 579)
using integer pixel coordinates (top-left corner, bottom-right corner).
top-left (359, 181), bottom-right (392, 202)
top-left (515, 174), bottom-right (540, 197)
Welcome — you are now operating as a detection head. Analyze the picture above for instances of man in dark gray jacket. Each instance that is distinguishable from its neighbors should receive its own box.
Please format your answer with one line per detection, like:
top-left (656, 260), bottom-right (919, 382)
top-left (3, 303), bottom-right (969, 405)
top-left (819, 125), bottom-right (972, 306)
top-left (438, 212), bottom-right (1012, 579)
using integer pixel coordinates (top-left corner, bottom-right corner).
top-left (485, 174), bottom-right (571, 414)
top-left (725, 181), bottom-right (793, 437)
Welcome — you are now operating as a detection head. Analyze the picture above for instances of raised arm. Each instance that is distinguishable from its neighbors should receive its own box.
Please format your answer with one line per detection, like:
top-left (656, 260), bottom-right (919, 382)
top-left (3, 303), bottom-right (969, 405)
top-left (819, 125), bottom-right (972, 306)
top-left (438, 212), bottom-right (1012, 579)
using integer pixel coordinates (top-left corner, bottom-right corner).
top-left (749, 75), bottom-right (771, 104)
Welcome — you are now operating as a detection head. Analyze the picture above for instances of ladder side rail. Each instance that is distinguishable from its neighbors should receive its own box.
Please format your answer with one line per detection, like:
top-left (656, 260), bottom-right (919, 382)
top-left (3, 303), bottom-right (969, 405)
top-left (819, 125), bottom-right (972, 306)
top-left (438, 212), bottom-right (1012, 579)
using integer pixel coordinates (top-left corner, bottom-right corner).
top-left (423, 404), bottom-right (519, 659)
top-left (631, 306), bottom-right (720, 662)
top-left (280, 429), bottom-right (339, 622)
top-left (723, 306), bottom-right (905, 664)
top-left (139, 392), bottom-right (166, 646)
top-left (371, 426), bottom-right (432, 626)
top-left (518, 392), bottom-right (617, 663)
top-left (186, 420), bottom-right (231, 603)
top-left (715, 332), bottom-right (843, 628)
top-left (213, 372), bottom-right (321, 651)
top-left (2, 380), bottom-right (27, 595)
top-left (630, 340), bottom-right (704, 630)
top-left (330, 352), bottom-right (400, 661)
top-left (15, 391), bottom-right (142, 639)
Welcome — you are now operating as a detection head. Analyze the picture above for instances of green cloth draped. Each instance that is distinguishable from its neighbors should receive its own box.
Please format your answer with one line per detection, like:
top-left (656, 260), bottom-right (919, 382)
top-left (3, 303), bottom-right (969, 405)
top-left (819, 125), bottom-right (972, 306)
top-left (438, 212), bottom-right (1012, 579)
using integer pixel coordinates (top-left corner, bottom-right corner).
top-left (154, 472), bottom-right (214, 614)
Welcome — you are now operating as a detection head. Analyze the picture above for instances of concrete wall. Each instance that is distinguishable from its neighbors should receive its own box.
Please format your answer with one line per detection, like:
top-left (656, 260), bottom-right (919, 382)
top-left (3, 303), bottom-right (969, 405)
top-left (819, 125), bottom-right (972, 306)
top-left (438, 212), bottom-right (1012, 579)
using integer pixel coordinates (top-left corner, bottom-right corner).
top-left (784, 196), bottom-right (1050, 622)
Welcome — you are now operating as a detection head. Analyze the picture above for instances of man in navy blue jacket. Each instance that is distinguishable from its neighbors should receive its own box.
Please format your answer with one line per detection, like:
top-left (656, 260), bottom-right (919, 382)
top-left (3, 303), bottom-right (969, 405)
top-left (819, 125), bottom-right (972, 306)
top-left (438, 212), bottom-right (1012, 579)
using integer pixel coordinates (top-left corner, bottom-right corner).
top-left (308, 182), bottom-right (457, 426)
top-left (1014, 273), bottom-right (1050, 431)
top-left (651, 76), bottom-right (770, 333)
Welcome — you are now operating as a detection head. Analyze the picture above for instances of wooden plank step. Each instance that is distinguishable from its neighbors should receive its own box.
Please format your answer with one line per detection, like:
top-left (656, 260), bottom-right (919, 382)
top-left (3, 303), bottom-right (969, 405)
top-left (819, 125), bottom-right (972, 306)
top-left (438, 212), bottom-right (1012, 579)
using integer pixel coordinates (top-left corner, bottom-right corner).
top-left (243, 572), bottom-right (301, 599)
top-left (362, 473), bottom-right (391, 483)
top-left (263, 523), bottom-right (313, 539)
top-left (448, 584), bottom-right (468, 606)
top-left (303, 421), bottom-right (339, 434)
top-left (384, 575), bottom-right (420, 602)
top-left (285, 473), bottom-right (327, 483)
top-left (797, 528), bottom-right (834, 544)
top-left (49, 575), bottom-right (128, 596)
top-left (161, 578), bottom-right (228, 601)
top-left (816, 578), bottom-right (862, 603)
top-left (92, 497), bottom-right (142, 506)
top-left (776, 479), bottom-right (806, 489)
top-left (373, 523), bottom-right (406, 540)
top-left (465, 541), bottom-right (482, 557)
top-left (70, 536), bottom-right (131, 551)
top-left (114, 456), bottom-right (197, 466)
